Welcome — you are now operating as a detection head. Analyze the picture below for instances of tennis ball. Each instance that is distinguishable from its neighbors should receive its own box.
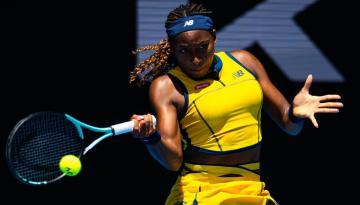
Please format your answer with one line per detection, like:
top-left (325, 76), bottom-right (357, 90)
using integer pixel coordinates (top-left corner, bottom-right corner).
top-left (59, 155), bottom-right (82, 176)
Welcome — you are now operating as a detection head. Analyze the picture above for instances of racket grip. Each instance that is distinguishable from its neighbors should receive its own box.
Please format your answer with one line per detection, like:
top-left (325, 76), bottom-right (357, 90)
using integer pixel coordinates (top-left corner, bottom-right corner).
top-left (111, 115), bottom-right (157, 136)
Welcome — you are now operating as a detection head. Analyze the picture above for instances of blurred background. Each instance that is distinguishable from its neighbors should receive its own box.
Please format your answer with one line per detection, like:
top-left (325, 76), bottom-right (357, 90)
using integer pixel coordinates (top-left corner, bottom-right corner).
top-left (1, 1), bottom-right (357, 204)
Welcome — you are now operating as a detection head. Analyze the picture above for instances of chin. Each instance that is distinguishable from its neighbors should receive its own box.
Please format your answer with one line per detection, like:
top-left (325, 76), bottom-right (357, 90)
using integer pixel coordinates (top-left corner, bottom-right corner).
top-left (182, 67), bottom-right (208, 79)
top-left (190, 72), bottom-right (207, 79)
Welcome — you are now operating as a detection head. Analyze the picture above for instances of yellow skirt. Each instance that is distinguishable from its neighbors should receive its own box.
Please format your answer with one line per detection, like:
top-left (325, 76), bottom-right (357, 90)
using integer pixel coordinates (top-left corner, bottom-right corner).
top-left (165, 163), bottom-right (278, 205)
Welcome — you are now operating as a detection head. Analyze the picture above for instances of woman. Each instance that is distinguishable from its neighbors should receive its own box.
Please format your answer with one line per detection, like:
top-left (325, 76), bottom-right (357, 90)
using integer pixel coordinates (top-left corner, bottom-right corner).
top-left (130, 3), bottom-right (343, 205)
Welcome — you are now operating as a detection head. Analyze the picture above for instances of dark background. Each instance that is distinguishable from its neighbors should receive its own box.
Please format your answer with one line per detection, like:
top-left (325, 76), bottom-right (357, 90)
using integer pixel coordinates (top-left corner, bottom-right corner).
top-left (1, 1), bottom-right (357, 204)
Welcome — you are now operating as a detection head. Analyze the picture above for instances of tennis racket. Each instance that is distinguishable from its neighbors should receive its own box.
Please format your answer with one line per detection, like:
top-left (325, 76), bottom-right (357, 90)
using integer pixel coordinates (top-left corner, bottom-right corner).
top-left (5, 111), bottom-right (156, 186)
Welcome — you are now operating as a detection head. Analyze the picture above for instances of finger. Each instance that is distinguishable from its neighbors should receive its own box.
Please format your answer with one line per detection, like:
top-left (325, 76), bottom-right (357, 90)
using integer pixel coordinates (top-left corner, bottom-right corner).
top-left (139, 120), bottom-right (149, 136)
top-left (146, 114), bottom-right (155, 133)
top-left (316, 108), bottom-right (340, 113)
top-left (138, 121), bottom-right (144, 136)
top-left (131, 114), bottom-right (145, 136)
top-left (319, 94), bottom-right (342, 102)
top-left (132, 120), bottom-right (141, 137)
top-left (302, 74), bottom-right (313, 92)
top-left (310, 115), bottom-right (318, 128)
top-left (131, 114), bottom-right (144, 121)
top-left (318, 102), bottom-right (344, 108)
top-left (131, 114), bottom-right (137, 120)
top-left (144, 114), bottom-right (152, 135)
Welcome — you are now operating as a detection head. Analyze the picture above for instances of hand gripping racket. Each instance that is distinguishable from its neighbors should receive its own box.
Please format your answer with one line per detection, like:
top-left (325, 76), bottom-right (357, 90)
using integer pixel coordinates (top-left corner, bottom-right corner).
top-left (5, 111), bottom-right (156, 186)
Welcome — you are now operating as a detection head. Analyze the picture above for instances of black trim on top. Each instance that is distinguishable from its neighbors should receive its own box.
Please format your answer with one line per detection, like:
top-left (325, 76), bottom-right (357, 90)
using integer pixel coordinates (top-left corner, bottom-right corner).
top-left (193, 102), bottom-right (223, 151)
top-left (187, 141), bottom-right (261, 155)
top-left (224, 51), bottom-right (257, 78)
top-left (180, 125), bottom-right (192, 151)
top-left (167, 73), bottom-right (189, 120)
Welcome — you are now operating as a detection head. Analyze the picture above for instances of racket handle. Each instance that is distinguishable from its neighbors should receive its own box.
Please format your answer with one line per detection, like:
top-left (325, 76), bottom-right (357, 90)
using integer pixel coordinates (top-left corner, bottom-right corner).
top-left (111, 115), bottom-right (157, 136)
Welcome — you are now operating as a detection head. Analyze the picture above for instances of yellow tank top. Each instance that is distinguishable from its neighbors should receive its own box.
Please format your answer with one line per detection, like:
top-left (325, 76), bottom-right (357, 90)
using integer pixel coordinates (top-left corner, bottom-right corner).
top-left (168, 51), bottom-right (263, 153)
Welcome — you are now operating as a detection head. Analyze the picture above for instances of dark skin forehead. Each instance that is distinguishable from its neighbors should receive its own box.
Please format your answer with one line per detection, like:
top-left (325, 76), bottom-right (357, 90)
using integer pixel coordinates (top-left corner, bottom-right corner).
top-left (170, 30), bottom-right (215, 47)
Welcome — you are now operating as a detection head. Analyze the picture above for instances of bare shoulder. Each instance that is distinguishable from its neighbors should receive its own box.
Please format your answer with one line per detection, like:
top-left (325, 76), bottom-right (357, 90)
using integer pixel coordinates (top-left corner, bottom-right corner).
top-left (230, 49), bottom-right (265, 77)
top-left (150, 75), bottom-right (175, 92)
top-left (149, 75), bottom-right (177, 105)
top-left (230, 50), bottom-right (259, 64)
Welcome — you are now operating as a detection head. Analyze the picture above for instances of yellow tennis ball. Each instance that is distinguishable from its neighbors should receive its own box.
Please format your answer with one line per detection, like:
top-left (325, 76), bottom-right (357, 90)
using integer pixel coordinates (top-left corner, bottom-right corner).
top-left (59, 155), bottom-right (82, 176)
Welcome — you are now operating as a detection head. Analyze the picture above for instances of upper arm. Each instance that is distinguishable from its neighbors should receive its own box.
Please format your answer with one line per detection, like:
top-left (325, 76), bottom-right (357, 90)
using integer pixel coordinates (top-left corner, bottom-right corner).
top-left (149, 75), bottom-right (183, 156)
top-left (230, 50), bottom-right (290, 128)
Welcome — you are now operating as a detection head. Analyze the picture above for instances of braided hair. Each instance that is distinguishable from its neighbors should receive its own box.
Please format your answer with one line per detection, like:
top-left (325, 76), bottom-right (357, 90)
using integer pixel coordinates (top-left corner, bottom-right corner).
top-left (129, 3), bottom-right (212, 86)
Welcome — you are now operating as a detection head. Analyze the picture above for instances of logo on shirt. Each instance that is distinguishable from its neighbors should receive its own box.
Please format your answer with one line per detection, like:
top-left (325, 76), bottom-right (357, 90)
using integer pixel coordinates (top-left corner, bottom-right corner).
top-left (195, 82), bottom-right (210, 90)
top-left (184, 20), bottom-right (194, 27)
top-left (232, 70), bottom-right (244, 78)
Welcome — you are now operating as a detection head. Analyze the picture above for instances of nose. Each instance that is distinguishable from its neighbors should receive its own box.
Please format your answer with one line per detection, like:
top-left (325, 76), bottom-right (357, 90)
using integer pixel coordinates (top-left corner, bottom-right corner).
top-left (192, 56), bottom-right (202, 65)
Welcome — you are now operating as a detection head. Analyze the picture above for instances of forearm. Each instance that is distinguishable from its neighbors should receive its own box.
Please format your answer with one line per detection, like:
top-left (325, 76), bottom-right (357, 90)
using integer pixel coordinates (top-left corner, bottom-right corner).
top-left (264, 101), bottom-right (304, 136)
top-left (283, 103), bottom-right (304, 136)
top-left (145, 136), bottom-right (183, 171)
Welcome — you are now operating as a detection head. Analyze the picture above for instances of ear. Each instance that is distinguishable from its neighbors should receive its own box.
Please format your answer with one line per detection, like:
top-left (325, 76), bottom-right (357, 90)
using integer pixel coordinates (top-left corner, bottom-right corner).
top-left (212, 29), bottom-right (217, 44)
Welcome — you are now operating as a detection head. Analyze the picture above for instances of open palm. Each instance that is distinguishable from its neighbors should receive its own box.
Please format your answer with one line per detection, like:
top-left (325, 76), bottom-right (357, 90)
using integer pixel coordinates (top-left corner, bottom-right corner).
top-left (292, 74), bottom-right (343, 128)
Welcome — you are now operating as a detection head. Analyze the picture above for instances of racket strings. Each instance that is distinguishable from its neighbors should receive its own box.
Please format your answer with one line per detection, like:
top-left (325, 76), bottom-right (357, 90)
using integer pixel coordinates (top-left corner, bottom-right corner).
top-left (9, 112), bottom-right (83, 184)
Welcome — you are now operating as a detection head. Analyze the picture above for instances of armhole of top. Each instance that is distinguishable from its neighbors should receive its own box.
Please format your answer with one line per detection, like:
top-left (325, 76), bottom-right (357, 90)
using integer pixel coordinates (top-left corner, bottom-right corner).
top-left (167, 73), bottom-right (189, 120)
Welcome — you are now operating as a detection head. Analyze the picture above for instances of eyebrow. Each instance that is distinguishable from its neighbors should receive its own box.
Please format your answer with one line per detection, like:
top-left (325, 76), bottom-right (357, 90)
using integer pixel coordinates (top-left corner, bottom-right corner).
top-left (178, 39), bottom-right (211, 47)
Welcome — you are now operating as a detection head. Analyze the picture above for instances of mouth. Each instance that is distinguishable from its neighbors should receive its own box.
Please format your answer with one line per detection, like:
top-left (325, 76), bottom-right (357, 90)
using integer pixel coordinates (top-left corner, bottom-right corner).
top-left (190, 68), bottom-right (202, 72)
top-left (190, 64), bottom-right (205, 72)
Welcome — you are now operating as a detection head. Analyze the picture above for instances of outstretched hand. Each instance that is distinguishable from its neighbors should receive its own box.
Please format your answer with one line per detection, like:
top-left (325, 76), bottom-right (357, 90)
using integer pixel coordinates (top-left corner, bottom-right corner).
top-left (292, 74), bottom-right (343, 128)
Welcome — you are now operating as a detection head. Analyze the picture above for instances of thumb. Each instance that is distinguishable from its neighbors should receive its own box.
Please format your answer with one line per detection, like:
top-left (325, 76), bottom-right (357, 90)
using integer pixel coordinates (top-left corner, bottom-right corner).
top-left (302, 74), bottom-right (313, 93)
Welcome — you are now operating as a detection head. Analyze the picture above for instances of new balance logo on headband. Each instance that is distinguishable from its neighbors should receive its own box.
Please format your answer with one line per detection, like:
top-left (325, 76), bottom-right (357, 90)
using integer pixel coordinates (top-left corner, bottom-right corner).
top-left (184, 20), bottom-right (194, 27)
top-left (166, 15), bottom-right (213, 37)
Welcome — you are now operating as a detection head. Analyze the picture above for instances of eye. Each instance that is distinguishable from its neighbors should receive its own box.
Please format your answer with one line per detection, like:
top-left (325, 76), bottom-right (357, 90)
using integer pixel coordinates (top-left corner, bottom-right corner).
top-left (199, 43), bottom-right (208, 50)
top-left (179, 48), bottom-right (187, 54)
